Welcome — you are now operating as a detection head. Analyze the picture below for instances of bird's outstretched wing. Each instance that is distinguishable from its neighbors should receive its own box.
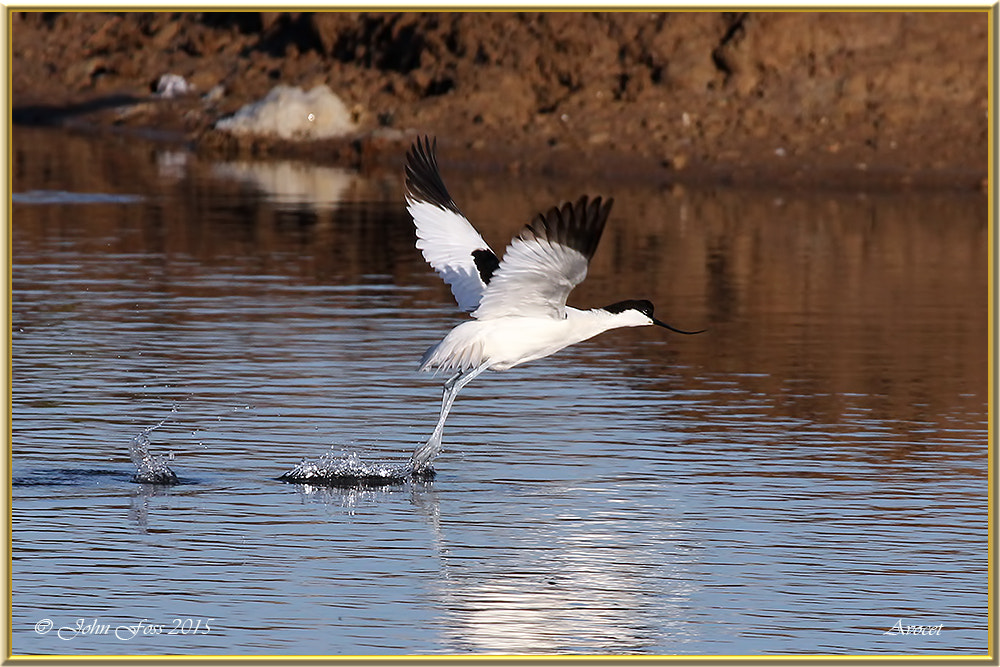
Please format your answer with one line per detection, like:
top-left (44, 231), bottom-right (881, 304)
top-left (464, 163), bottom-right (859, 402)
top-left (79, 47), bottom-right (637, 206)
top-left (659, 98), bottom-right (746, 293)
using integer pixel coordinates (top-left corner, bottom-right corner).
top-left (405, 137), bottom-right (498, 312)
top-left (473, 196), bottom-right (613, 320)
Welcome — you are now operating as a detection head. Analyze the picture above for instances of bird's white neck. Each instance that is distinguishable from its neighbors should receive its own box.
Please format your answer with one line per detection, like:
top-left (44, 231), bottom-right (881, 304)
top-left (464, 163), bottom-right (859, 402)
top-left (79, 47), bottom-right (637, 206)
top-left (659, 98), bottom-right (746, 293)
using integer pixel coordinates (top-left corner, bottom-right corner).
top-left (568, 306), bottom-right (651, 337)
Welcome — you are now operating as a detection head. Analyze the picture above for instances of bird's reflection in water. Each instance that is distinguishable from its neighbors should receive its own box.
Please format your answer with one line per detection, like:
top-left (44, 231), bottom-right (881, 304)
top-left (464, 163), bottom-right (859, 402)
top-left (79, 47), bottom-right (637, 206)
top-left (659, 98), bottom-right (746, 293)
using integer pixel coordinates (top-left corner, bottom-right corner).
top-left (409, 479), bottom-right (700, 654)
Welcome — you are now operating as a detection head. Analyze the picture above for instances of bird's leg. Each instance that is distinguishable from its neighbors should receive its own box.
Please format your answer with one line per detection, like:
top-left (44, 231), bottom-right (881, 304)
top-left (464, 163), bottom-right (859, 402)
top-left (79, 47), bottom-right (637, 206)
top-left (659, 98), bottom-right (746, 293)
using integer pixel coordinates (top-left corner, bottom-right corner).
top-left (410, 362), bottom-right (490, 474)
top-left (443, 369), bottom-right (463, 392)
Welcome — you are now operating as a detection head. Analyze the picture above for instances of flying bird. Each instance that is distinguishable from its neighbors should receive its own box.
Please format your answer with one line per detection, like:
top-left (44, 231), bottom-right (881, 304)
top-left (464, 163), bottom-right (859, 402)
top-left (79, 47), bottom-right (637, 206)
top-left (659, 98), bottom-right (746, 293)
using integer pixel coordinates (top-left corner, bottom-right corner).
top-left (404, 136), bottom-right (701, 473)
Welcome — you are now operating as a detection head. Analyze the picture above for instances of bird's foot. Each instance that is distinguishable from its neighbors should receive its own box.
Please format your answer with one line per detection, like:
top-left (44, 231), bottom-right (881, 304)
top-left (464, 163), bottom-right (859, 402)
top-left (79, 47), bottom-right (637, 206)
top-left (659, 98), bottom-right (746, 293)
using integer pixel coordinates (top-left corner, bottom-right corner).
top-left (410, 465), bottom-right (436, 481)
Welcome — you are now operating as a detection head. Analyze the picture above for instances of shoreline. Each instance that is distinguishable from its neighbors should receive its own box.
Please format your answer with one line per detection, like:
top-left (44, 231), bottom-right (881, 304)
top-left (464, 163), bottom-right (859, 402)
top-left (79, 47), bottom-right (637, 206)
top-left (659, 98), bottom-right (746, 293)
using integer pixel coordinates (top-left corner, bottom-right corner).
top-left (17, 112), bottom-right (985, 194)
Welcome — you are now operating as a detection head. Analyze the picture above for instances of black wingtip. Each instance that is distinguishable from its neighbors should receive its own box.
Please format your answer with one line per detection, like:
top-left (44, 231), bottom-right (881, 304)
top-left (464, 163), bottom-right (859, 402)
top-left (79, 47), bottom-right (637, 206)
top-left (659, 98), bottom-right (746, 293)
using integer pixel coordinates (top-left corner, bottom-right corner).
top-left (404, 135), bottom-right (462, 215)
top-left (525, 195), bottom-right (614, 262)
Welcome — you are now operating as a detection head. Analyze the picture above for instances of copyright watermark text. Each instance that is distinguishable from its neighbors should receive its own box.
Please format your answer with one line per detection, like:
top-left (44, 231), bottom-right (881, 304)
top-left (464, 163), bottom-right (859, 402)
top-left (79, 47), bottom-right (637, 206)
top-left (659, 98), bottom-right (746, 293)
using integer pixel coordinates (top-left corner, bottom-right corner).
top-left (34, 617), bottom-right (214, 641)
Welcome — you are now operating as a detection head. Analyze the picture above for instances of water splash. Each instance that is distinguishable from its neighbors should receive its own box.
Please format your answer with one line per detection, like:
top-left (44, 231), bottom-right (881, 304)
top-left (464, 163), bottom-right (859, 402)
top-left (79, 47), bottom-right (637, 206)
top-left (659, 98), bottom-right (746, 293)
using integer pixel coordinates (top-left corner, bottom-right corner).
top-left (278, 449), bottom-right (424, 487)
top-left (128, 418), bottom-right (179, 485)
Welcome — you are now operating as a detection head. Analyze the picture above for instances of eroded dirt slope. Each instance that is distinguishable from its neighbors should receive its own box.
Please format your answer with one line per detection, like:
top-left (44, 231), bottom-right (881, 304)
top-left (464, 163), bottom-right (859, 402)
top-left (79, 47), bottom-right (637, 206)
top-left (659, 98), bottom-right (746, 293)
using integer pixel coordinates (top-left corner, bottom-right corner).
top-left (10, 11), bottom-right (990, 188)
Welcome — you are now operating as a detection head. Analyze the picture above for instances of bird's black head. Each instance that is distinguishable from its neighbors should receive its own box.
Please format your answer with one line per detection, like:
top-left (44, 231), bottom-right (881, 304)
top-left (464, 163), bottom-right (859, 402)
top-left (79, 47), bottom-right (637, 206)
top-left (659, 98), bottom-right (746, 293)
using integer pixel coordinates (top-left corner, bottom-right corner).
top-left (602, 299), bottom-right (704, 335)
top-left (603, 299), bottom-right (655, 317)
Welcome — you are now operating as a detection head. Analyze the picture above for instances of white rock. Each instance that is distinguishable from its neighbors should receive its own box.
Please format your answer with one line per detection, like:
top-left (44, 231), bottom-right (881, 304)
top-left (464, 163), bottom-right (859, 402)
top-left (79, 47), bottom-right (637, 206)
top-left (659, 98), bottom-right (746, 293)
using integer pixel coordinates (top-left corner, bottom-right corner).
top-left (215, 84), bottom-right (357, 140)
top-left (154, 73), bottom-right (193, 98)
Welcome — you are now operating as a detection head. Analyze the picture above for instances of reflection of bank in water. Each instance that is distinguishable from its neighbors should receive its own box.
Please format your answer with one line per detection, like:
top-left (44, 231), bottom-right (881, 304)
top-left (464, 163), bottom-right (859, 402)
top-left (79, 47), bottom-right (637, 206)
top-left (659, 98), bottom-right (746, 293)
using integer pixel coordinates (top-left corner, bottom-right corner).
top-left (211, 160), bottom-right (358, 212)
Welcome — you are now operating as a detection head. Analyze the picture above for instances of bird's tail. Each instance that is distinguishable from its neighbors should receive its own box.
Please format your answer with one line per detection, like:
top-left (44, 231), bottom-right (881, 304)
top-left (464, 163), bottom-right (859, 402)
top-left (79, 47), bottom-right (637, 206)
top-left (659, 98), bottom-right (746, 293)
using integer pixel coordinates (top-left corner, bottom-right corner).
top-left (418, 337), bottom-right (486, 374)
top-left (418, 343), bottom-right (440, 373)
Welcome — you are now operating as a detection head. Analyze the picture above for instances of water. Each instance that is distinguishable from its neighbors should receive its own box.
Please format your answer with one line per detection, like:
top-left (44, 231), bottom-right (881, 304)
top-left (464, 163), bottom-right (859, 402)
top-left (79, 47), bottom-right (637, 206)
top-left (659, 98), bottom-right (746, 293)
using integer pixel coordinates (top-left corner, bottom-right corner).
top-left (11, 127), bottom-right (989, 656)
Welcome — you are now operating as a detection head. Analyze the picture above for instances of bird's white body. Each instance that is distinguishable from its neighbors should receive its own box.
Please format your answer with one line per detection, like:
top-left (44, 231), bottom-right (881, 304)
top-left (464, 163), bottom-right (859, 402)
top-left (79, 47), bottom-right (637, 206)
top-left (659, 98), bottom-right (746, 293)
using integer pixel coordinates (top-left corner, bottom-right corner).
top-left (420, 307), bottom-right (650, 372)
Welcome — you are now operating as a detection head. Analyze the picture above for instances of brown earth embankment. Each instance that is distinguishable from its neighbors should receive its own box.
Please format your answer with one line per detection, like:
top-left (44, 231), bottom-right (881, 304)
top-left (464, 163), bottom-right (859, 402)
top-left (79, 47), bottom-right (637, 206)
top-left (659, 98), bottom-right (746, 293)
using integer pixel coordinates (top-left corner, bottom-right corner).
top-left (10, 11), bottom-right (991, 189)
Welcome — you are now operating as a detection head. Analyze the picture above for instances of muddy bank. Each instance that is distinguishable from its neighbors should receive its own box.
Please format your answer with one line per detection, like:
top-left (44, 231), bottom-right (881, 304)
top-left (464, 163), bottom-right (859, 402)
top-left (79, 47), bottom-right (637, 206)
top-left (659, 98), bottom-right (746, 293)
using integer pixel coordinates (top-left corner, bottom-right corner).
top-left (11, 11), bottom-right (990, 189)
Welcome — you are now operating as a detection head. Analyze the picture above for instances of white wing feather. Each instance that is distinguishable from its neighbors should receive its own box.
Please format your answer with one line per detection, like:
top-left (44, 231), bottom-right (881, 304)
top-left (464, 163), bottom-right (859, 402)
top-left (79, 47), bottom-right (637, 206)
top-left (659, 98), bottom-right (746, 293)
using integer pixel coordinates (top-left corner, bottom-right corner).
top-left (472, 236), bottom-right (587, 320)
top-left (473, 196), bottom-right (612, 321)
top-left (405, 137), bottom-right (496, 312)
top-left (407, 198), bottom-right (491, 312)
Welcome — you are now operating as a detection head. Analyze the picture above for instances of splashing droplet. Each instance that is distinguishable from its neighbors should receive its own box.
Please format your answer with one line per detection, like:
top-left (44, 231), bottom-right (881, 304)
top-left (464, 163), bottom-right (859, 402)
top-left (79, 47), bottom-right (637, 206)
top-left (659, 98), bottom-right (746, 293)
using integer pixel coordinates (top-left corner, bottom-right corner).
top-left (129, 419), bottom-right (179, 485)
top-left (278, 449), bottom-right (417, 487)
